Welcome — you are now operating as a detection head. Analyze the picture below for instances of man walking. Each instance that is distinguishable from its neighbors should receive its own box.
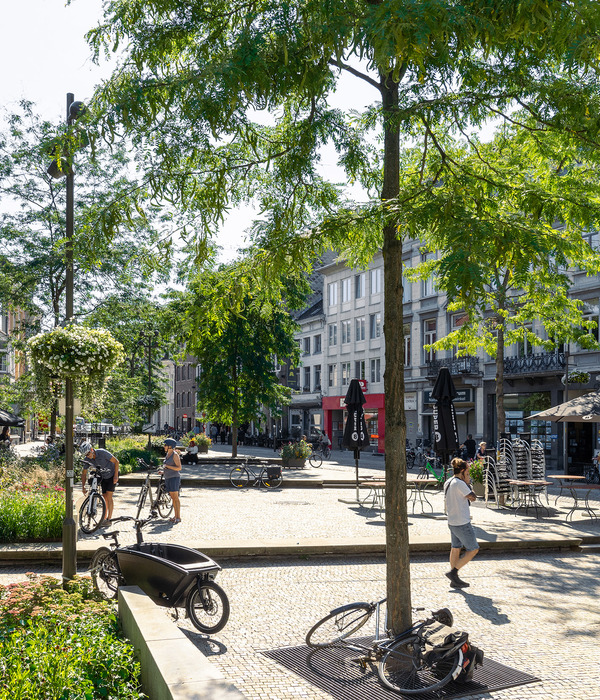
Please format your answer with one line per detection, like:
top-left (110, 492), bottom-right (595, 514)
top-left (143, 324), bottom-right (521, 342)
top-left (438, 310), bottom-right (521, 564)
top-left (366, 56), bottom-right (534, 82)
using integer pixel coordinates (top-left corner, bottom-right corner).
top-left (443, 458), bottom-right (479, 588)
top-left (80, 442), bottom-right (120, 527)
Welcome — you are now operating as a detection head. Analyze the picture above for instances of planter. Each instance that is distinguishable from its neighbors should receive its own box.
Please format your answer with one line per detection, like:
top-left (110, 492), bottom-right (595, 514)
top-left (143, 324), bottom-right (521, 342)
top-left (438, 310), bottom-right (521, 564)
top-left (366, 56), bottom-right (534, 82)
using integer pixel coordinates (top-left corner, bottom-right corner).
top-left (281, 458), bottom-right (306, 469)
top-left (198, 445), bottom-right (209, 454)
top-left (471, 481), bottom-right (485, 498)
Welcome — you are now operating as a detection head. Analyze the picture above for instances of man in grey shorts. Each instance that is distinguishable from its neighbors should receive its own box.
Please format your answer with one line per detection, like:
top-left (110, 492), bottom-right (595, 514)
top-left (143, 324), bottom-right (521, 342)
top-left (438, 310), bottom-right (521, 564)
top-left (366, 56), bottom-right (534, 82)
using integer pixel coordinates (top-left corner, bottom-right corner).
top-left (443, 458), bottom-right (479, 588)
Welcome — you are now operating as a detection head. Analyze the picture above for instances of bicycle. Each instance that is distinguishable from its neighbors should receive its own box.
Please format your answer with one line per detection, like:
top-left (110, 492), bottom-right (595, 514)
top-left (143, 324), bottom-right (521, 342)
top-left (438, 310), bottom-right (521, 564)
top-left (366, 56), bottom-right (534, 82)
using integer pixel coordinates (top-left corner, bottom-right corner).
top-left (134, 459), bottom-right (173, 519)
top-left (79, 463), bottom-right (106, 534)
top-left (306, 599), bottom-right (477, 695)
top-left (229, 461), bottom-right (282, 488)
top-left (418, 456), bottom-right (446, 486)
top-left (90, 515), bottom-right (230, 634)
top-left (584, 461), bottom-right (600, 484)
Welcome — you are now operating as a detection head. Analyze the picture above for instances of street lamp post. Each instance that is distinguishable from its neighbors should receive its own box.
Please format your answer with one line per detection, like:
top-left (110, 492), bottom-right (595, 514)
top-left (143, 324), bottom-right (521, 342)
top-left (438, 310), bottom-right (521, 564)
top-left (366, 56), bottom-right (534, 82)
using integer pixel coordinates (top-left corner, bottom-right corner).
top-left (47, 93), bottom-right (86, 583)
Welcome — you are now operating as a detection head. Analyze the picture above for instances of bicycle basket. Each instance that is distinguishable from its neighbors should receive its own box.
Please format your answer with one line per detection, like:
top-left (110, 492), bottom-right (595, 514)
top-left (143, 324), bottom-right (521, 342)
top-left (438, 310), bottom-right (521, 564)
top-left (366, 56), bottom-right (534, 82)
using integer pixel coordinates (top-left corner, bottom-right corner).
top-left (266, 467), bottom-right (282, 479)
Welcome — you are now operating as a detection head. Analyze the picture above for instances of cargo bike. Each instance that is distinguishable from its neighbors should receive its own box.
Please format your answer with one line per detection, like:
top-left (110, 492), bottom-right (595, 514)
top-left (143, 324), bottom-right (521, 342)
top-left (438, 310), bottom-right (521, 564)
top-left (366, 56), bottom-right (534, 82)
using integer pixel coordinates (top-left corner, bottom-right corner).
top-left (90, 515), bottom-right (230, 634)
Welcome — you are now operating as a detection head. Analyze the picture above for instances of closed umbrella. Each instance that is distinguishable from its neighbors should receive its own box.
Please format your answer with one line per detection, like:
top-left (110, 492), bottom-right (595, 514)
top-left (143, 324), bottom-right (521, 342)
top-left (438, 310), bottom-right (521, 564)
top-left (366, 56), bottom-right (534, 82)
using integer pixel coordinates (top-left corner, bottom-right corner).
top-left (0, 409), bottom-right (25, 427)
top-left (342, 379), bottom-right (369, 499)
top-left (431, 367), bottom-right (459, 478)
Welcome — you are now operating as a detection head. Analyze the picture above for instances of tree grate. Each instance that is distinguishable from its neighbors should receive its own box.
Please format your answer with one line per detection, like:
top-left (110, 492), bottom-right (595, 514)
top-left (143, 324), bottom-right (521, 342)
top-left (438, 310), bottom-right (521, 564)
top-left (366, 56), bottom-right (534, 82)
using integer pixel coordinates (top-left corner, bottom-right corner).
top-left (261, 637), bottom-right (540, 700)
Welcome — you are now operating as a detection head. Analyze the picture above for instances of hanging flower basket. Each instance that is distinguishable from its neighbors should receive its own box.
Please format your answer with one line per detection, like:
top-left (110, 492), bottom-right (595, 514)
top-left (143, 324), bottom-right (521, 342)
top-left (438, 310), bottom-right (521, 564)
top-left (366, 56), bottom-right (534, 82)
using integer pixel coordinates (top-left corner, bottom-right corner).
top-left (27, 326), bottom-right (125, 408)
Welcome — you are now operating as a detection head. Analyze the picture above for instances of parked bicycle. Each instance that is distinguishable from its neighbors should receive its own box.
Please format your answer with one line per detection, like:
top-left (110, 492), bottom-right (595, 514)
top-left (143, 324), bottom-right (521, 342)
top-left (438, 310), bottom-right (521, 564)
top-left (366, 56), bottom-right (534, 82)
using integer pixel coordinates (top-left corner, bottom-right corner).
top-left (90, 515), bottom-right (229, 634)
top-left (585, 459), bottom-right (600, 484)
top-left (79, 463), bottom-right (106, 534)
top-left (229, 461), bottom-right (282, 488)
top-left (306, 598), bottom-right (482, 695)
top-left (134, 459), bottom-right (173, 519)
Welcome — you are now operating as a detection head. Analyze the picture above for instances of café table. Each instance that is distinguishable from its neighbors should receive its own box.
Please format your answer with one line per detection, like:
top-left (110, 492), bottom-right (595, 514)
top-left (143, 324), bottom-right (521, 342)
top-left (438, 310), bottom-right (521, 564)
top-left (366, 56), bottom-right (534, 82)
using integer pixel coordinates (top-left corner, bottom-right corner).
top-left (407, 475), bottom-right (439, 515)
top-left (545, 474), bottom-right (587, 505)
top-left (507, 479), bottom-right (552, 518)
top-left (358, 478), bottom-right (386, 516)
top-left (557, 482), bottom-right (600, 522)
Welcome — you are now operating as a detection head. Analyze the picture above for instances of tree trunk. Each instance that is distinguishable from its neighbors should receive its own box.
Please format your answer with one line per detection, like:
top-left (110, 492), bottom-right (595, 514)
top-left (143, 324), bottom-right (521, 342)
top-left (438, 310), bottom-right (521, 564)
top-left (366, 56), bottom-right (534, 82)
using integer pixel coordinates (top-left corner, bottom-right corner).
top-left (495, 323), bottom-right (506, 441)
top-left (231, 363), bottom-right (238, 458)
top-left (381, 71), bottom-right (411, 634)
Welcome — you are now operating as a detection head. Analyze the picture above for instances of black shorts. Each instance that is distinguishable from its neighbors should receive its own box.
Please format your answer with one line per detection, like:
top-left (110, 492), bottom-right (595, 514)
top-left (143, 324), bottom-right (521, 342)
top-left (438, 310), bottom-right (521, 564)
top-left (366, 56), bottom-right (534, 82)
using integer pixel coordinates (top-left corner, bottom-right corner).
top-left (100, 477), bottom-right (117, 493)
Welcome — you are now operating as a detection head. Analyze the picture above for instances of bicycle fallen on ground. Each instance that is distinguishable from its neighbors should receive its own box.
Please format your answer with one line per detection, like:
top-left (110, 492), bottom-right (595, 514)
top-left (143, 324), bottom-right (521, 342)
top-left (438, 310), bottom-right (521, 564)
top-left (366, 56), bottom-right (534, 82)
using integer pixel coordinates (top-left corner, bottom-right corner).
top-left (90, 514), bottom-right (230, 634)
top-left (306, 598), bottom-right (483, 694)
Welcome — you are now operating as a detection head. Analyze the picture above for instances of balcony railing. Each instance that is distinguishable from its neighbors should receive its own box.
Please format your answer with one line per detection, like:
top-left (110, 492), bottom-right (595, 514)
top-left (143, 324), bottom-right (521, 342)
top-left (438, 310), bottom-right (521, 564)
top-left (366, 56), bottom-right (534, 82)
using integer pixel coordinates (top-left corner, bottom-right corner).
top-left (426, 356), bottom-right (480, 376)
top-left (504, 351), bottom-right (565, 375)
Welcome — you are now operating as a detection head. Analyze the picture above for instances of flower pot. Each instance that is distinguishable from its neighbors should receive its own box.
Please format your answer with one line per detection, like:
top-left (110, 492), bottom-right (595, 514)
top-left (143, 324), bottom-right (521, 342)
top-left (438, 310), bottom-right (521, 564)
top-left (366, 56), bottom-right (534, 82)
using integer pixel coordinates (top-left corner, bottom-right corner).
top-left (281, 458), bottom-right (306, 469)
top-left (198, 445), bottom-right (209, 454)
top-left (472, 481), bottom-right (485, 498)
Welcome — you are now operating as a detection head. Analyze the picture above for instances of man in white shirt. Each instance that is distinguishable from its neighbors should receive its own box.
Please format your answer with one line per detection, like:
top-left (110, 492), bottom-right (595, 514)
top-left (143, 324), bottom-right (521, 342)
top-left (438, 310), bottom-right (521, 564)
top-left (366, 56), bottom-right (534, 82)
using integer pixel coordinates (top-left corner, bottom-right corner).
top-left (443, 458), bottom-right (479, 588)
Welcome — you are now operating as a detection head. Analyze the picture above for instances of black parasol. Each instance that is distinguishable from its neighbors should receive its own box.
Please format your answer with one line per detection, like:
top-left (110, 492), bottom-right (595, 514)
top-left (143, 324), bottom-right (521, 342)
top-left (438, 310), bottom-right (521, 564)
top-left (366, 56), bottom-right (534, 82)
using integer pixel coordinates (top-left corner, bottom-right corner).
top-left (430, 367), bottom-right (459, 477)
top-left (342, 379), bottom-right (369, 498)
top-left (0, 409), bottom-right (25, 427)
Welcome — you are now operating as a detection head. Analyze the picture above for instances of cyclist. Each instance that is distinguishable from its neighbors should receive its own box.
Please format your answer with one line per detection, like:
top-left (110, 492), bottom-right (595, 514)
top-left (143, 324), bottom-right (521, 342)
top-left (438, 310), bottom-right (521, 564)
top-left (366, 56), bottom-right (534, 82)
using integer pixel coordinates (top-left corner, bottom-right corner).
top-left (80, 442), bottom-right (120, 527)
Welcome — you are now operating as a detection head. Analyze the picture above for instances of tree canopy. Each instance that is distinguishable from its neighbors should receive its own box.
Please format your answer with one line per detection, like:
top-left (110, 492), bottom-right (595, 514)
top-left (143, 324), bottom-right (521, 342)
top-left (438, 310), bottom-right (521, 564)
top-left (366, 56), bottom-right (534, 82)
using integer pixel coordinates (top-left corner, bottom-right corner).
top-left (84, 0), bottom-right (600, 631)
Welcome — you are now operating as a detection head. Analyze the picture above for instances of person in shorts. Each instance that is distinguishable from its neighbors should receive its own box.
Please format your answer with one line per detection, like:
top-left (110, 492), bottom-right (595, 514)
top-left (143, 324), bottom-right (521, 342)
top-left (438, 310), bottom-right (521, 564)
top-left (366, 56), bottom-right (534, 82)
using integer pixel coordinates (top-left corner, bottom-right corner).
top-left (80, 442), bottom-right (120, 527)
top-left (443, 457), bottom-right (479, 588)
top-left (163, 438), bottom-right (182, 524)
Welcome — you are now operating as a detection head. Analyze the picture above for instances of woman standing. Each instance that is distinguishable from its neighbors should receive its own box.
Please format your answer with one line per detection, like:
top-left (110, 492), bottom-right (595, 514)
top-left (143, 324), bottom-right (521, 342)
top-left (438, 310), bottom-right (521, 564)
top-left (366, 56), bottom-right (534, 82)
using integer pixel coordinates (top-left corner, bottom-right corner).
top-left (163, 438), bottom-right (182, 524)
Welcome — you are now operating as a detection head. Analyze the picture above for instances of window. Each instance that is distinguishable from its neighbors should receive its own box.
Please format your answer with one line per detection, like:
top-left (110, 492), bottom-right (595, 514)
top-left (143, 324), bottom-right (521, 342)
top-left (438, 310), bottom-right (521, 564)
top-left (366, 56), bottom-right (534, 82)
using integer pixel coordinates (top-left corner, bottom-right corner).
top-left (187, 391), bottom-right (191, 407)
top-left (370, 268), bottom-right (382, 294)
top-left (314, 364), bottom-right (321, 390)
top-left (355, 359), bottom-right (366, 380)
top-left (355, 273), bottom-right (365, 299)
top-left (0, 351), bottom-right (7, 373)
top-left (369, 312), bottom-right (381, 339)
top-left (403, 323), bottom-right (411, 367)
top-left (402, 272), bottom-right (412, 303)
top-left (341, 278), bottom-right (352, 303)
top-left (303, 337), bottom-right (311, 355)
top-left (341, 362), bottom-right (351, 386)
top-left (304, 367), bottom-right (311, 391)
top-left (313, 334), bottom-right (322, 354)
top-left (517, 325), bottom-right (535, 357)
top-left (176, 392), bottom-right (180, 407)
top-left (328, 323), bottom-right (337, 346)
top-left (423, 318), bottom-right (437, 362)
top-left (355, 316), bottom-right (366, 341)
top-left (327, 282), bottom-right (338, 306)
top-left (370, 358), bottom-right (381, 383)
top-left (422, 252), bottom-right (436, 297)
top-left (328, 363), bottom-right (337, 387)
top-left (582, 298), bottom-right (600, 343)
top-left (451, 313), bottom-right (469, 358)
top-left (341, 319), bottom-right (351, 344)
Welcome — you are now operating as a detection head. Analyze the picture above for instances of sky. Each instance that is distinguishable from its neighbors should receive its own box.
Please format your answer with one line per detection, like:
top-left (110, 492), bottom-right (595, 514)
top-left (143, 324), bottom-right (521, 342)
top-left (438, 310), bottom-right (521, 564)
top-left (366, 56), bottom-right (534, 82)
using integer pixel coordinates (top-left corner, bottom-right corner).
top-left (2, 0), bottom-right (377, 265)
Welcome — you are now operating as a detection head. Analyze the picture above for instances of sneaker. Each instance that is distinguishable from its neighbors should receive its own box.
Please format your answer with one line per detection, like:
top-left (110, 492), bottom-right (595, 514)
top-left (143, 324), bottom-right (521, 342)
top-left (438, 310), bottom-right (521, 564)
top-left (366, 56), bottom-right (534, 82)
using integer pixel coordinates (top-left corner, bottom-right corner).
top-left (99, 519), bottom-right (111, 528)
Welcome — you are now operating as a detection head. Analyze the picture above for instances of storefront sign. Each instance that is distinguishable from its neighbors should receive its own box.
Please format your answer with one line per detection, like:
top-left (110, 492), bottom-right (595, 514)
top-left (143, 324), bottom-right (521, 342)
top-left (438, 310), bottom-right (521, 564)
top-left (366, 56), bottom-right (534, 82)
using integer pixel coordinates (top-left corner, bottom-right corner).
top-left (405, 392), bottom-right (417, 411)
top-left (358, 379), bottom-right (368, 393)
top-left (423, 388), bottom-right (471, 404)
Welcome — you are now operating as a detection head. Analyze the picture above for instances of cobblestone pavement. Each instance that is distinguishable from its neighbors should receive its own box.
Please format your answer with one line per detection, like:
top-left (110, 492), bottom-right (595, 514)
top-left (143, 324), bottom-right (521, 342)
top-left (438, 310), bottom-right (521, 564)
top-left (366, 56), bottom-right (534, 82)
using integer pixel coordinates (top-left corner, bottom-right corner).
top-left (2, 550), bottom-right (599, 700)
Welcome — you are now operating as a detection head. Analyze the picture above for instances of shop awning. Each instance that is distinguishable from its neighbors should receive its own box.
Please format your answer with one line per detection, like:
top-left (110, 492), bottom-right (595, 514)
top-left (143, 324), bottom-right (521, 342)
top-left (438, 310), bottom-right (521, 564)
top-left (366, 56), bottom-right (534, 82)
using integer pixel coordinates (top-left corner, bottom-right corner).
top-left (420, 407), bottom-right (474, 416)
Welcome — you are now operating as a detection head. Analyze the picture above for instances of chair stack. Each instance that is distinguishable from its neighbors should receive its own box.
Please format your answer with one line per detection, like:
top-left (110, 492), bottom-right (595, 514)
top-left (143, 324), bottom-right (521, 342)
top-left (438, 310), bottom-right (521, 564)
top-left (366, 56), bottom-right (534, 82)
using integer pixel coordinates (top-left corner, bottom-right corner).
top-left (530, 438), bottom-right (548, 502)
top-left (485, 440), bottom-right (513, 508)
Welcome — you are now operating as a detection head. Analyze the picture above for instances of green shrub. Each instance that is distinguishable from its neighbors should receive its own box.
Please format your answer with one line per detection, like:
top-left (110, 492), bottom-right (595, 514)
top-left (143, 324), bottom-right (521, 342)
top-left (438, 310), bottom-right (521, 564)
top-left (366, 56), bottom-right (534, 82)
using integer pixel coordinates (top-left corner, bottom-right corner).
top-left (0, 573), bottom-right (145, 700)
top-left (0, 486), bottom-right (65, 542)
top-left (469, 459), bottom-right (484, 484)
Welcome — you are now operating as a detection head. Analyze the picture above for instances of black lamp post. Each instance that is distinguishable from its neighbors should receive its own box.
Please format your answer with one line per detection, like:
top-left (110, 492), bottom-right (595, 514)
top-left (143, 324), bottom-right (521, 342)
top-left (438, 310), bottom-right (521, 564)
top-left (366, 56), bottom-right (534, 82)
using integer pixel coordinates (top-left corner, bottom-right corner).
top-left (47, 93), bottom-right (86, 583)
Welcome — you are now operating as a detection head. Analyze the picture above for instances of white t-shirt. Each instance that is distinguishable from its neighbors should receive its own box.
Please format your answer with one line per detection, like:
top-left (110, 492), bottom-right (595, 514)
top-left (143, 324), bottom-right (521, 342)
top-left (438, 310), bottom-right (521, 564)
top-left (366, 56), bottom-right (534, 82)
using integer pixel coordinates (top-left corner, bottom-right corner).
top-left (444, 477), bottom-right (472, 526)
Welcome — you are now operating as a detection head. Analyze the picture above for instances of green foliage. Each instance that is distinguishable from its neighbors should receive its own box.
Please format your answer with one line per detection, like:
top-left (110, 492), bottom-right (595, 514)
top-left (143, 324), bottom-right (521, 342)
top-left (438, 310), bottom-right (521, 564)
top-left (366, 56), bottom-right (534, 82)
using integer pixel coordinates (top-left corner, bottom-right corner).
top-left (469, 459), bottom-right (484, 485)
top-left (280, 440), bottom-right (312, 460)
top-left (106, 435), bottom-right (161, 469)
top-left (0, 573), bottom-right (144, 700)
top-left (0, 487), bottom-right (65, 542)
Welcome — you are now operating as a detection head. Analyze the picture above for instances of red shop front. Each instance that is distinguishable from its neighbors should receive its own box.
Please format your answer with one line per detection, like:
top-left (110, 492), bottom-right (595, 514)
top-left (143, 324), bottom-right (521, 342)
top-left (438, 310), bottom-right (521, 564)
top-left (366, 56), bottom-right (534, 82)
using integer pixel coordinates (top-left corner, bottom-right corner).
top-left (322, 392), bottom-right (386, 454)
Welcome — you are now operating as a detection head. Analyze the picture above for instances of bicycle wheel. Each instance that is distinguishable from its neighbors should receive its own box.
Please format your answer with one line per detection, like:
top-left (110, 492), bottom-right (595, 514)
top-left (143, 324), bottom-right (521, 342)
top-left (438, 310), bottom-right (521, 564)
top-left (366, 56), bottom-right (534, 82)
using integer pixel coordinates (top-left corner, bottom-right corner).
top-left (79, 493), bottom-right (106, 534)
top-left (135, 484), bottom-right (149, 519)
top-left (156, 486), bottom-right (174, 518)
top-left (378, 636), bottom-right (460, 695)
top-left (186, 580), bottom-right (230, 634)
top-left (323, 446), bottom-right (331, 459)
top-left (306, 603), bottom-right (372, 648)
top-left (308, 451), bottom-right (322, 468)
top-left (261, 468), bottom-right (282, 489)
top-left (90, 547), bottom-right (121, 600)
top-left (229, 466), bottom-right (250, 488)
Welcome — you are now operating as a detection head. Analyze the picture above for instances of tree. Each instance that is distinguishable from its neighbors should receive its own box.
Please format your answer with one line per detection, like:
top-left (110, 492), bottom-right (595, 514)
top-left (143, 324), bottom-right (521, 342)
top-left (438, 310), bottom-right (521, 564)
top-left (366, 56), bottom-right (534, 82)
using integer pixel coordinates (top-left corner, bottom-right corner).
top-left (86, 0), bottom-right (600, 631)
top-left (399, 120), bottom-right (600, 440)
top-left (182, 261), bottom-right (307, 457)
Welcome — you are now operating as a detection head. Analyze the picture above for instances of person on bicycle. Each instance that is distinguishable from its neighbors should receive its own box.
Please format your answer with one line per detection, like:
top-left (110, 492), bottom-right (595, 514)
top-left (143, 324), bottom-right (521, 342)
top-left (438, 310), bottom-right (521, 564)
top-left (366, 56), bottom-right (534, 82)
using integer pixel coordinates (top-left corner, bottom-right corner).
top-left (163, 438), bottom-right (182, 524)
top-left (80, 442), bottom-right (120, 526)
top-left (443, 458), bottom-right (479, 589)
